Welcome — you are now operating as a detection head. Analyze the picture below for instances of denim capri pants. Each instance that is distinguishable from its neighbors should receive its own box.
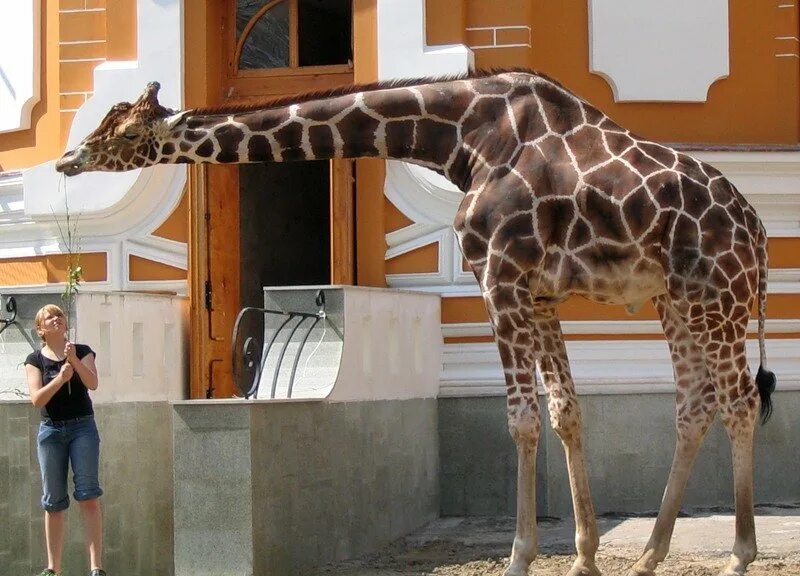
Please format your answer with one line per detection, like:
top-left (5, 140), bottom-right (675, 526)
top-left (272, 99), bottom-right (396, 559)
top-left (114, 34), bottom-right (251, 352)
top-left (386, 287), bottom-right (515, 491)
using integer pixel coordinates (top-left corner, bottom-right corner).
top-left (37, 415), bottom-right (103, 512)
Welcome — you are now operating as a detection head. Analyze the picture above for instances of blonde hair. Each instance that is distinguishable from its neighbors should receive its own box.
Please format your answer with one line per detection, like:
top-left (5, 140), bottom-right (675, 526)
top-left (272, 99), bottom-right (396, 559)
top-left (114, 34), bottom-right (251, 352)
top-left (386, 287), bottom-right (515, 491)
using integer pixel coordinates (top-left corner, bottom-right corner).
top-left (34, 304), bottom-right (66, 342)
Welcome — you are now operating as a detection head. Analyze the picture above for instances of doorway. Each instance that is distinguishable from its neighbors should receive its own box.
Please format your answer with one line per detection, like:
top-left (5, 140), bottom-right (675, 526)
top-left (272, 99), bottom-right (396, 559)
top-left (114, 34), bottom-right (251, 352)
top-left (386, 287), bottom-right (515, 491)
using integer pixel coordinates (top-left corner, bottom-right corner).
top-left (239, 161), bottom-right (331, 309)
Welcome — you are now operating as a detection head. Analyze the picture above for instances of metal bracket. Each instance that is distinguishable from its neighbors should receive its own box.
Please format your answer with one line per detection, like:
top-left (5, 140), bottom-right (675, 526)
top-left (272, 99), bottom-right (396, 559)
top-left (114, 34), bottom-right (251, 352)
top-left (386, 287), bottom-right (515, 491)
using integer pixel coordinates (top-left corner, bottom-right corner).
top-left (0, 296), bottom-right (19, 337)
top-left (231, 289), bottom-right (329, 399)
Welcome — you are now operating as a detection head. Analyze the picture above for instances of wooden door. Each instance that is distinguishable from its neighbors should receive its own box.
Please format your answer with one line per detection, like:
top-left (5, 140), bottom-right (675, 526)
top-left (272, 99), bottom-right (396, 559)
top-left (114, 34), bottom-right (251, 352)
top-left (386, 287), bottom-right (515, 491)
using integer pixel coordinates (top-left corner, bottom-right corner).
top-left (189, 164), bottom-right (241, 399)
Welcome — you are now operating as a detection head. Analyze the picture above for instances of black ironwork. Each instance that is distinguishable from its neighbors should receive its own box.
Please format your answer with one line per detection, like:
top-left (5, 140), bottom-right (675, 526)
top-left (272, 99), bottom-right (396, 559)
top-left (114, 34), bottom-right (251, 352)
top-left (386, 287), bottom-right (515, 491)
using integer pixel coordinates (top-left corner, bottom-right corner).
top-left (0, 296), bottom-right (19, 337)
top-left (231, 289), bottom-right (328, 399)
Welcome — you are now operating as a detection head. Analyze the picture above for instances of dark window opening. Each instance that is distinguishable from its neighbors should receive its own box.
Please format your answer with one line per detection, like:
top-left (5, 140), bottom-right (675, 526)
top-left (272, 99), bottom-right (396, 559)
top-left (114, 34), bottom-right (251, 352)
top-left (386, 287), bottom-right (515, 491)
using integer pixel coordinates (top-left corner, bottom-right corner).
top-left (298, 0), bottom-right (352, 67)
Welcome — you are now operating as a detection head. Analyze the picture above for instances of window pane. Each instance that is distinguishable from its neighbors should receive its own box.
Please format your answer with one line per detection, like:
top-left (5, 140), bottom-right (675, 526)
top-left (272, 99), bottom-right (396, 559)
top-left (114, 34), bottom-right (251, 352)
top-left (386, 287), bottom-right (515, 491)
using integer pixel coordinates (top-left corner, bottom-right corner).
top-left (239, 1), bottom-right (290, 70)
top-left (298, 0), bottom-right (351, 67)
top-left (236, 0), bottom-right (267, 40)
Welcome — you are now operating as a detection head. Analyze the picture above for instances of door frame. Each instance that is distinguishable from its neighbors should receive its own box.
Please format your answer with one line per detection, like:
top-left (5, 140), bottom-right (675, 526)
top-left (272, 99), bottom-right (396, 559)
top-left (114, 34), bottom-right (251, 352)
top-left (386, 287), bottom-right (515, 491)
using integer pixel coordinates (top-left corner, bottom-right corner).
top-left (189, 158), bottom-right (355, 399)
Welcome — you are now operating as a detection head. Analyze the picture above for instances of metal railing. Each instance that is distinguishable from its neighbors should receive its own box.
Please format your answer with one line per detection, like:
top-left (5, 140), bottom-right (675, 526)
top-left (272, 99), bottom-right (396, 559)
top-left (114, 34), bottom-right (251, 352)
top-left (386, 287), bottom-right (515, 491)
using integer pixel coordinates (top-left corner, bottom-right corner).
top-left (231, 290), bottom-right (335, 399)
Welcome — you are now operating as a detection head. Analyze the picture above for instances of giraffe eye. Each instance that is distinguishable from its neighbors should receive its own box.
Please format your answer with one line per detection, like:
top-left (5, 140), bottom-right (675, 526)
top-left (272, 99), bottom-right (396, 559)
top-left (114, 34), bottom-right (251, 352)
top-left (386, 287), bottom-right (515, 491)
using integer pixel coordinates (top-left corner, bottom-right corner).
top-left (123, 132), bottom-right (138, 140)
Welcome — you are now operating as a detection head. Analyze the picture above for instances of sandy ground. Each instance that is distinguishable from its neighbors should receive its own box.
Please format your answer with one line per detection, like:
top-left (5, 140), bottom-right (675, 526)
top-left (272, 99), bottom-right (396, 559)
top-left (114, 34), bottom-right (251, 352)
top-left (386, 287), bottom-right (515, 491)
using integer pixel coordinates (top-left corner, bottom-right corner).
top-left (317, 507), bottom-right (800, 576)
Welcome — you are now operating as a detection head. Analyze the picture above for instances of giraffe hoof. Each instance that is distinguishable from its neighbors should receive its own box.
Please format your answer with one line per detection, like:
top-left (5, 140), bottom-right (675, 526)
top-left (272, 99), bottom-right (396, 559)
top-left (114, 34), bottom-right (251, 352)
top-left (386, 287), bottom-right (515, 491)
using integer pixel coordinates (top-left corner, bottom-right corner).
top-left (625, 567), bottom-right (655, 576)
top-left (503, 559), bottom-right (531, 576)
top-left (566, 565), bottom-right (602, 576)
top-left (717, 568), bottom-right (746, 576)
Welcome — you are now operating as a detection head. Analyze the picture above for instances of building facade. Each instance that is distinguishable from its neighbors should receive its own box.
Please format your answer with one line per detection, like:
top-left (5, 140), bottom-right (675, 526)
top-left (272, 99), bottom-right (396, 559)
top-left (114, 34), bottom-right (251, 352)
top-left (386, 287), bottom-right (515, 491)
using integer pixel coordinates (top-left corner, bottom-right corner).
top-left (1, 2), bottom-right (799, 574)
top-left (2, 0), bottom-right (798, 399)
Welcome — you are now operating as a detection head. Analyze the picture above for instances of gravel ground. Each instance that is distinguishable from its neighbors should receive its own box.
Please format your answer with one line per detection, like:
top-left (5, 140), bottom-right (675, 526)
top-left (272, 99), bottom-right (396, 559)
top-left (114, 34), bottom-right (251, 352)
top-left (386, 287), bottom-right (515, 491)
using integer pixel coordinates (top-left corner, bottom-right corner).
top-left (316, 507), bottom-right (800, 576)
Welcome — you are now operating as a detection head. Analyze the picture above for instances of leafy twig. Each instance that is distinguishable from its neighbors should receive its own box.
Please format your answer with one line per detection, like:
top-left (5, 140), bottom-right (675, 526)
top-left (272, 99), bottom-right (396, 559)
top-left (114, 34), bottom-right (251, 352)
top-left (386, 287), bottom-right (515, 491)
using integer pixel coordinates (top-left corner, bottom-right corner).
top-left (52, 175), bottom-right (83, 327)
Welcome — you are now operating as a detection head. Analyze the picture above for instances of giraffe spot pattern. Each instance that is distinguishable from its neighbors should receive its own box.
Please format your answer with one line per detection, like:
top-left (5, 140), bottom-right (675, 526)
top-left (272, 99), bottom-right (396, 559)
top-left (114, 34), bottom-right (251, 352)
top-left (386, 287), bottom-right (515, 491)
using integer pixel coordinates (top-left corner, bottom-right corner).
top-left (68, 72), bottom-right (771, 491)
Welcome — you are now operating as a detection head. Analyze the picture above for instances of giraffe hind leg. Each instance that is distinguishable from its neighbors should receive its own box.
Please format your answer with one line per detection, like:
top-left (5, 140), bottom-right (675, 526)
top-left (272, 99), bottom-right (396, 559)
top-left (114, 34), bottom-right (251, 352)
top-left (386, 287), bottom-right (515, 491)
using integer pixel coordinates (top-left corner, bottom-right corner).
top-left (627, 295), bottom-right (716, 576)
top-left (675, 297), bottom-right (759, 575)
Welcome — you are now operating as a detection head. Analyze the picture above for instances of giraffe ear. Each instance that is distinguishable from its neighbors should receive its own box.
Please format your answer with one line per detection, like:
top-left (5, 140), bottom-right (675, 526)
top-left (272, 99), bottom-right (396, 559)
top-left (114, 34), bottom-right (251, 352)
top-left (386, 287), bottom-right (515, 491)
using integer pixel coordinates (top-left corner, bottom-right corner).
top-left (164, 111), bottom-right (188, 130)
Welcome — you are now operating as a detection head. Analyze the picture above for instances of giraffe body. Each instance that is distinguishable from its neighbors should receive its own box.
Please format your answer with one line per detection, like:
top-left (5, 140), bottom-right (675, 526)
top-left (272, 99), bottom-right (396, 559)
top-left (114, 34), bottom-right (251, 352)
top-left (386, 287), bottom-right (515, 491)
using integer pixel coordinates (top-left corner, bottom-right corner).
top-left (56, 70), bottom-right (776, 576)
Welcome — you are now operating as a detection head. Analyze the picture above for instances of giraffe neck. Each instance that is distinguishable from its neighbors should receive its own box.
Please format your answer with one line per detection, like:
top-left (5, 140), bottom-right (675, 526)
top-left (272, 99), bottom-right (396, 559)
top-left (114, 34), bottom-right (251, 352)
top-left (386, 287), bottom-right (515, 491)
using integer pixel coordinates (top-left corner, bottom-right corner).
top-left (163, 83), bottom-right (474, 187)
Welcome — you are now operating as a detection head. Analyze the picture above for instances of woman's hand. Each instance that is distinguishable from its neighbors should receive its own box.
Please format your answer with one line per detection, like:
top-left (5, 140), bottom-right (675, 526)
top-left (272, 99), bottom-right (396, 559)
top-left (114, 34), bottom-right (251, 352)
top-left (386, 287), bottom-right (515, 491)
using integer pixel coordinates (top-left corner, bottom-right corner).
top-left (58, 362), bottom-right (74, 384)
top-left (65, 341), bottom-right (78, 365)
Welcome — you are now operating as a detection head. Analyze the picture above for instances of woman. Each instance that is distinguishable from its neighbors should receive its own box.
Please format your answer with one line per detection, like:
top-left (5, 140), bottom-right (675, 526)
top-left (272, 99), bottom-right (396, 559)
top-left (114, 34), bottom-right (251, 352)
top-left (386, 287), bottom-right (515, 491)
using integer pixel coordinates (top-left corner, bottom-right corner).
top-left (24, 304), bottom-right (105, 576)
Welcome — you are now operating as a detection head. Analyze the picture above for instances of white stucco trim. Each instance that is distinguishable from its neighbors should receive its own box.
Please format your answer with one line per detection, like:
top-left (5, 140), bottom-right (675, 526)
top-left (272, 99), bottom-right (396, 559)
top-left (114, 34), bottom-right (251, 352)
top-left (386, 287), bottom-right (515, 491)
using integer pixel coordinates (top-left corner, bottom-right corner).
top-left (377, 0), bottom-right (474, 82)
top-left (692, 151), bottom-right (800, 237)
top-left (11, 0), bottom-right (187, 293)
top-left (0, 0), bottom-right (41, 134)
top-left (588, 0), bottom-right (729, 102)
top-left (442, 318), bottom-right (800, 339)
top-left (377, 0), bottom-right (475, 295)
top-left (440, 339), bottom-right (800, 397)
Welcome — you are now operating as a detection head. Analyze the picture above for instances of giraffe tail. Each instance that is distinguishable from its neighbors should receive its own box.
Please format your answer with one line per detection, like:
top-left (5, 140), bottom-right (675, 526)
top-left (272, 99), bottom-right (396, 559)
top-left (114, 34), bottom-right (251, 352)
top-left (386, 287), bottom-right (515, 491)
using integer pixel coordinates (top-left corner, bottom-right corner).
top-left (755, 221), bottom-right (776, 424)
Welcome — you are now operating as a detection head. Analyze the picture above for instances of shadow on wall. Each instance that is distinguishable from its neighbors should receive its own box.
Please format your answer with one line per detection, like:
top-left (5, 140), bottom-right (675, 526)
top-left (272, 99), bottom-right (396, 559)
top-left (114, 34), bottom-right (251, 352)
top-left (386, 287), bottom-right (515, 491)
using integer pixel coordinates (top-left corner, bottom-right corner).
top-left (0, 293), bottom-right (58, 400)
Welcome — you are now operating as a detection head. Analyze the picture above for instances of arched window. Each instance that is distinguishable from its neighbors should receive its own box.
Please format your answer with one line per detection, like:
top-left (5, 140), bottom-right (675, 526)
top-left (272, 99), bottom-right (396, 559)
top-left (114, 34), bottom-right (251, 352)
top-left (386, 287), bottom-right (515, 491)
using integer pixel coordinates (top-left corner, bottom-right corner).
top-left (233, 0), bottom-right (352, 74)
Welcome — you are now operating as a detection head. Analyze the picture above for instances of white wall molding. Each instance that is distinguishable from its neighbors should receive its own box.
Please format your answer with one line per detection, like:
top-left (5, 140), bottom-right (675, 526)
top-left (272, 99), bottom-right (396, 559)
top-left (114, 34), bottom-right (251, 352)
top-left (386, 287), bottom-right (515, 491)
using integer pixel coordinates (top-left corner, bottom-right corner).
top-left (588, 0), bottom-right (729, 102)
top-left (443, 318), bottom-right (800, 339)
top-left (377, 0), bottom-right (473, 82)
top-left (441, 339), bottom-right (800, 397)
top-left (466, 25), bottom-right (531, 51)
top-left (0, 0), bottom-right (42, 133)
top-left (377, 0), bottom-right (475, 293)
top-left (692, 151), bottom-right (800, 237)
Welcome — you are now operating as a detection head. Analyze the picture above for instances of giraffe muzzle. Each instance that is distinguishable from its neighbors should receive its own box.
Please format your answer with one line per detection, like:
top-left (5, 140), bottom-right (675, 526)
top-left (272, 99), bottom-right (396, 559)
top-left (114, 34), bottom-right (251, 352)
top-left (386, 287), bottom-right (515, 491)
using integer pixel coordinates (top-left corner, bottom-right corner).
top-left (55, 147), bottom-right (89, 176)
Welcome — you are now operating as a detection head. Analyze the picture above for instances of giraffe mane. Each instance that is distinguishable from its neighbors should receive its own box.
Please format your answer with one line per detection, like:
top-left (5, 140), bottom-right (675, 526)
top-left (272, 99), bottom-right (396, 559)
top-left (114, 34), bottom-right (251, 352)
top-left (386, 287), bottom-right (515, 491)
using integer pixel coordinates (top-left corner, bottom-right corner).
top-left (189, 68), bottom-right (568, 116)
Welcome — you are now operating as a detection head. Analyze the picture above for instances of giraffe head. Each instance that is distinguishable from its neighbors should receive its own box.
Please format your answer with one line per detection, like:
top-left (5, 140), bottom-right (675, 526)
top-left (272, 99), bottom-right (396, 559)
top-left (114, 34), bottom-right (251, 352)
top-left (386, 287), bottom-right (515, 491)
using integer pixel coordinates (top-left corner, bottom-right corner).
top-left (56, 82), bottom-right (184, 176)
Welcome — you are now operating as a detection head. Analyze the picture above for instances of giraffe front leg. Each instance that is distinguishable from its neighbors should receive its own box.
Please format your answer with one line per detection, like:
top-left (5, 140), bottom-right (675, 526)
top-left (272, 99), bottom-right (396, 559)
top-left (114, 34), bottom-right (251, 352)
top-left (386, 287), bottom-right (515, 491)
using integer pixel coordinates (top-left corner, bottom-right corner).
top-left (534, 304), bottom-right (601, 576)
top-left (480, 279), bottom-right (542, 576)
top-left (506, 396), bottom-right (541, 576)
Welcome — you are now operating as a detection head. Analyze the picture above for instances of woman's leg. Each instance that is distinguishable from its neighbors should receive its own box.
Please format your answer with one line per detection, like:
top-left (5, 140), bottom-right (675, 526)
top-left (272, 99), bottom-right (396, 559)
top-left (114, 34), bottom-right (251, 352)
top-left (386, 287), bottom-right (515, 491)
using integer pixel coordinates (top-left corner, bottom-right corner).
top-left (69, 418), bottom-right (104, 570)
top-left (44, 510), bottom-right (66, 573)
top-left (37, 422), bottom-right (70, 573)
top-left (78, 498), bottom-right (104, 570)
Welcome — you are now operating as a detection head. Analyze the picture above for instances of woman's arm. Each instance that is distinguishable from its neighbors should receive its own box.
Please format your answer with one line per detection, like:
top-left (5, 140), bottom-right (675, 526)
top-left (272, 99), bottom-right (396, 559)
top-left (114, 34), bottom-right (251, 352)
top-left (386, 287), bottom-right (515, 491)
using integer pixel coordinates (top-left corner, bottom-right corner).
top-left (75, 354), bottom-right (98, 390)
top-left (67, 346), bottom-right (99, 391)
top-left (26, 363), bottom-right (71, 408)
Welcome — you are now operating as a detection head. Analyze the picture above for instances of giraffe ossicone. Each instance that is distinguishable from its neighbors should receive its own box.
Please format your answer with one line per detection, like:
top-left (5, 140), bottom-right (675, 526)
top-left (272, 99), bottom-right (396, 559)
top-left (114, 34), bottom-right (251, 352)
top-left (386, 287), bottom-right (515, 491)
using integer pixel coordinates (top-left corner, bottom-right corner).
top-left (56, 69), bottom-right (777, 576)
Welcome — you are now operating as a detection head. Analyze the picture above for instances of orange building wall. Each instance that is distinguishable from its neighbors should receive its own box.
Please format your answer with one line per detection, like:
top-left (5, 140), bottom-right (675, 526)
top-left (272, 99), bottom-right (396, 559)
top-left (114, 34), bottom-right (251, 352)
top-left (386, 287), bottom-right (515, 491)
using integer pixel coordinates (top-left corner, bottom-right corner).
top-left (354, 0), bottom-right (387, 287)
top-left (414, 2), bottom-right (800, 340)
top-left (129, 256), bottom-right (186, 282)
top-left (0, 253), bottom-right (107, 286)
top-left (0, 1), bottom-right (187, 291)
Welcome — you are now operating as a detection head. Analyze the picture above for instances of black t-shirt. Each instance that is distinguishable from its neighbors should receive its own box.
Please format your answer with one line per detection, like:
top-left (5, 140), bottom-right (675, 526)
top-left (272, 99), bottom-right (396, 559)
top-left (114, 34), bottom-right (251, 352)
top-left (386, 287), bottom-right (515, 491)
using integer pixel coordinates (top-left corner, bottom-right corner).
top-left (24, 344), bottom-right (96, 421)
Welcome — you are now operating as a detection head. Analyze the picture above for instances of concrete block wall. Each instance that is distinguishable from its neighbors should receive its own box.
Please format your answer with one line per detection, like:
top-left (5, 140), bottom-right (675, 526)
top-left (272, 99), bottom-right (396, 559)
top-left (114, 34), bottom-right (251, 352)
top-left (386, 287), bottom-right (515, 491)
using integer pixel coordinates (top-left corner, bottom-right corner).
top-left (173, 398), bottom-right (440, 576)
top-left (439, 391), bottom-right (800, 518)
top-left (0, 402), bottom-right (174, 576)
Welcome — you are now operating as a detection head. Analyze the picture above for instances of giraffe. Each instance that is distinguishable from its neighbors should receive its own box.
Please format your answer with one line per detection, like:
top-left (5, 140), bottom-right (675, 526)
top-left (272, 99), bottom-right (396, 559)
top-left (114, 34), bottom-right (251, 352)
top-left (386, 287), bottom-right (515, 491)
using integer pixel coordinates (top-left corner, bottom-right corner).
top-left (56, 70), bottom-right (777, 576)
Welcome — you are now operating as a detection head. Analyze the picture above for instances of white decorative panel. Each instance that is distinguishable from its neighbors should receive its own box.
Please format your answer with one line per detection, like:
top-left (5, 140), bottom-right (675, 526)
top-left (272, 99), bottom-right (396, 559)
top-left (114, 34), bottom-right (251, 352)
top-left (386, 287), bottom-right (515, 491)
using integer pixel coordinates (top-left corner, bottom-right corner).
top-left (0, 0), bottom-right (41, 133)
top-left (10, 0), bottom-right (187, 293)
top-left (589, 0), bottom-right (729, 102)
top-left (377, 0), bottom-right (473, 292)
